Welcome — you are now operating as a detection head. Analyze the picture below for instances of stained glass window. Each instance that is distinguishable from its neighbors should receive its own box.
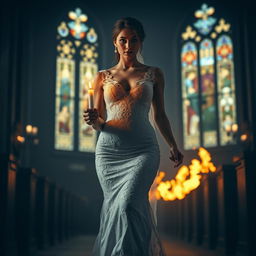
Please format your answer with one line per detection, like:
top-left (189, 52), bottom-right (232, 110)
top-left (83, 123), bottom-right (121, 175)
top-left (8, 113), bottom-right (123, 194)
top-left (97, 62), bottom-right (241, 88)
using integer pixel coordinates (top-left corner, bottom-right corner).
top-left (79, 62), bottom-right (98, 152)
top-left (55, 58), bottom-right (75, 150)
top-left (55, 8), bottom-right (99, 152)
top-left (199, 39), bottom-right (217, 147)
top-left (181, 42), bottom-right (200, 150)
top-left (216, 35), bottom-right (237, 146)
top-left (181, 3), bottom-right (237, 150)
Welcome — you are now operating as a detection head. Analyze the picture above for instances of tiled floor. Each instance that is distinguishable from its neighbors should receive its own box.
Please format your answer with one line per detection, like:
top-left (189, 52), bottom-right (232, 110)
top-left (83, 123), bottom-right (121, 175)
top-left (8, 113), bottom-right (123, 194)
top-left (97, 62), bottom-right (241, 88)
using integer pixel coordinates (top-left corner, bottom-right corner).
top-left (36, 234), bottom-right (220, 256)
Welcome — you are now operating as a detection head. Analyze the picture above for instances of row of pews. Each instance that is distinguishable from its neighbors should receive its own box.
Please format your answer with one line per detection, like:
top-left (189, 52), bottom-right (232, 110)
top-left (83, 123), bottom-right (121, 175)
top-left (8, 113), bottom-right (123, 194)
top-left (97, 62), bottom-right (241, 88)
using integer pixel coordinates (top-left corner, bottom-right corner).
top-left (0, 154), bottom-right (88, 256)
top-left (159, 150), bottom-right (256, 256)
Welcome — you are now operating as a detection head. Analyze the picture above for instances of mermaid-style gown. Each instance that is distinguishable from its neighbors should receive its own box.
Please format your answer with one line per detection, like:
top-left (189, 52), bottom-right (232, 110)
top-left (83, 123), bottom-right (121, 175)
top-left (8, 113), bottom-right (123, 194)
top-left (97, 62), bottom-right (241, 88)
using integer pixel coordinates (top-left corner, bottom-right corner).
top-left (93, 67), bottom-right (167, 256)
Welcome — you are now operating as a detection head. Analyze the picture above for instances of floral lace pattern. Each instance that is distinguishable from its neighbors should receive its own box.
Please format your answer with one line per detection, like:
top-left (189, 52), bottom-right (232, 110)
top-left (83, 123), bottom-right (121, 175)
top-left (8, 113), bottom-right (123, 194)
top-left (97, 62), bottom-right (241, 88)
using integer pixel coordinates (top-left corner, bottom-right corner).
top-left (93, 66), bottom-right (167, 256)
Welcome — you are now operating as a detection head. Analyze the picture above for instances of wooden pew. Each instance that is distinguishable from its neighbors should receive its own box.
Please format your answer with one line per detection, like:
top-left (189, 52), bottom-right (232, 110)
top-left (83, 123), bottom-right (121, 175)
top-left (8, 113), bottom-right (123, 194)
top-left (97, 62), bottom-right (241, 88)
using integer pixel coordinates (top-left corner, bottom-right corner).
top-left (216, 164), bottom-right (238, 255)
top-left (35, 175), bottom-right (50, 249)
top-left (16, 167), bottom-right (37, 256)
top-left (0, 161), bottom-right (91, 256)
top-left (6, 163), bottom-right (18, 256)
top-left (191, 182), bottom-right (204, 246)
top-left (184, 193), bottom-right (193, 243)
top-left (201, 172), bottom-right (218, 250)
top-left (47, 181), bottom-right (59, 246)
top-left (234, 150), bottom-right (256, 256)
top-left (0, 154), bottom-right (11, 256)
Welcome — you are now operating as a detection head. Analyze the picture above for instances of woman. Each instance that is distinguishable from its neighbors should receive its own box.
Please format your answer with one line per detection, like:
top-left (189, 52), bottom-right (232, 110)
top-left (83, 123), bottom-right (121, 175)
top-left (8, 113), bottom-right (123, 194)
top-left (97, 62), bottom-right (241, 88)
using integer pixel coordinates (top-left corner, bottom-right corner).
top-left (83, 17), bottom-right (184, 256)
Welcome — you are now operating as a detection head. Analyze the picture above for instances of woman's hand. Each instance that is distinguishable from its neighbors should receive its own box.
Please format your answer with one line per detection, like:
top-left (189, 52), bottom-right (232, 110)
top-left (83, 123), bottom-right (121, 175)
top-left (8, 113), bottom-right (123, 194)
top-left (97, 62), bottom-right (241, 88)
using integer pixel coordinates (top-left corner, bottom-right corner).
top-left (83, 108), bottom-right (99, 125)
top-left (169, 146), bottom-right (184, 168)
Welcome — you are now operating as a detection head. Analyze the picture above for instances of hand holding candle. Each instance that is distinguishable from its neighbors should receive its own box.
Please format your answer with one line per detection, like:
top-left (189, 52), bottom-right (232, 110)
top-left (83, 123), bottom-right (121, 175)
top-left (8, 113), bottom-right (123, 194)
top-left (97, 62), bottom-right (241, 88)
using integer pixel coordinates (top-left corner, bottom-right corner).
top-left (83, 80), bottom-right (99, 126)
top-left (83, 108), bottom-right (99, 126)
top-left (88, 81), bottom-right (94, 109)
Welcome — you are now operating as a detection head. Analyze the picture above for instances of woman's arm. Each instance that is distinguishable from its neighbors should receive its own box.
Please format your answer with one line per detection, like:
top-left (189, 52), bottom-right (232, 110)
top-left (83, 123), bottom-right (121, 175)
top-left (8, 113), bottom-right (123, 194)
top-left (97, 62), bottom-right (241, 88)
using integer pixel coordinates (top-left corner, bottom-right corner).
top-left (152, 67), bottom-right (184, 167)
top-left (152, 67), bottom-right (178, 149)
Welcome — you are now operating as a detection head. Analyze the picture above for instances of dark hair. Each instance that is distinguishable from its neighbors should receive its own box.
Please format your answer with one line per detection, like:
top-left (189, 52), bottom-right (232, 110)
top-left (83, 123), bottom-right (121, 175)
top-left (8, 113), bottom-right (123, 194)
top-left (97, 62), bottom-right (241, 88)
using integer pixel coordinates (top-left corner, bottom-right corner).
top-left (112, 17), bottom-right (146, 62)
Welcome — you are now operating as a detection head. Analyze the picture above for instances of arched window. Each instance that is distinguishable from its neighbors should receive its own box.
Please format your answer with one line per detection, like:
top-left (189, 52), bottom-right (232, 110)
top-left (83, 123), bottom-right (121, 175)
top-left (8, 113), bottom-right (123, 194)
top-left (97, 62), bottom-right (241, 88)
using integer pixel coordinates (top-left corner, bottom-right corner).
top-left (54, 8), bottom-right (99, 152)
top-left (181, 3), bottom-right (237, 150)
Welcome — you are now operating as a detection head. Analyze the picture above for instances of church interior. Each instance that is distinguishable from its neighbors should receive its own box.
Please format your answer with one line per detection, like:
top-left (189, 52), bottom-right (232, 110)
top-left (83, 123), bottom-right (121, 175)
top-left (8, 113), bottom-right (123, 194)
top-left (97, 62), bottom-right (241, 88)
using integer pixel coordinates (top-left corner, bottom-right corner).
top-left (1, 0), bottom-right (255, 255)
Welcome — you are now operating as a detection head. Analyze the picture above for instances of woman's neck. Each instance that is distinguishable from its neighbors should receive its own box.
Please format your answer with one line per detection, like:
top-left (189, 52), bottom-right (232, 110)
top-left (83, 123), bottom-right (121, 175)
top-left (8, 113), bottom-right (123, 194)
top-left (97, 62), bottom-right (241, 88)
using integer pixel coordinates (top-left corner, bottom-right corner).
top-left (116, 57), bottom-right (143, 71)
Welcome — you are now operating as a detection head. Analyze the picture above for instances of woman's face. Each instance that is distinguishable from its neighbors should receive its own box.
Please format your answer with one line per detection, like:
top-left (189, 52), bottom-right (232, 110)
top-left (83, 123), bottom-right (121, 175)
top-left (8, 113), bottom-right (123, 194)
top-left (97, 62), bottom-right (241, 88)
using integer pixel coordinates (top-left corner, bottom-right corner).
top-left (114, 28), bottom-right (142, 59)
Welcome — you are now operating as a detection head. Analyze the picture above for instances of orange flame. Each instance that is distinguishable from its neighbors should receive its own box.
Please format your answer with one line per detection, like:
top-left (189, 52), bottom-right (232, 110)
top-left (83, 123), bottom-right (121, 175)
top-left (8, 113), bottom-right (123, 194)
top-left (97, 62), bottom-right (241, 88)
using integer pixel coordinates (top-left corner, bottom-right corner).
top-left (149, 147), bottom-right (216, 201)
top-left (16, 135), bottom-right (25, 143)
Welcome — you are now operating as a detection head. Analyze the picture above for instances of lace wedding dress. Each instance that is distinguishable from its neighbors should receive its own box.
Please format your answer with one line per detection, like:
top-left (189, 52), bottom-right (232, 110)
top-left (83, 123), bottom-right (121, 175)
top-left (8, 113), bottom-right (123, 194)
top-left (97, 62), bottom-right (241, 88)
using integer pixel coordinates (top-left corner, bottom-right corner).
top-left (92, 66), bottom-right (167, 256)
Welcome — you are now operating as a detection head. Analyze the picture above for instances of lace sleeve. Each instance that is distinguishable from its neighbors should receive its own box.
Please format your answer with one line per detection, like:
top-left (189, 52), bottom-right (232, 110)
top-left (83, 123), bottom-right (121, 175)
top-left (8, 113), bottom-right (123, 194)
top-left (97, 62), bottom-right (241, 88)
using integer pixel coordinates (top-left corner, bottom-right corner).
top-left (99, 69), bottom-right (114, 85)
top-left (99, 70), bottom-right (107, 83)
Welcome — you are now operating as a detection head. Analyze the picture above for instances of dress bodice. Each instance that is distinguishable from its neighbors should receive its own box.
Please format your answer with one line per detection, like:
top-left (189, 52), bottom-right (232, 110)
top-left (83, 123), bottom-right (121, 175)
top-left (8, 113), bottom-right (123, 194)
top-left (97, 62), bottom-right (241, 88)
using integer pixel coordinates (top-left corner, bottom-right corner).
top-left (100, 67), bottom-right (156, 132)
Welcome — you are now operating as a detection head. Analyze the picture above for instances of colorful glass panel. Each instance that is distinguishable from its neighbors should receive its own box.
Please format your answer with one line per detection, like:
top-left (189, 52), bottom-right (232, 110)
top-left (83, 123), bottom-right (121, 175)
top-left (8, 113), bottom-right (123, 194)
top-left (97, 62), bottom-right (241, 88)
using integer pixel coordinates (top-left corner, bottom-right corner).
top-left (55, 8), bottom-right (99, 152)
top-left (181, 42), bottom-right (200, 150)
top-left (216, 35), bottom-right (237, 145)
top-left (193, 4), bottom-right (217, 35)
top-left (68, 9), bottom-right (88, 40)
top-left (199, 39), bottom-right (217, 147)
top-left (55, 58), bottom-right (75, 150)
top-left (181, 4), bottom-right (237, 150)
top-left (79, 62), bottom-right (98, 152)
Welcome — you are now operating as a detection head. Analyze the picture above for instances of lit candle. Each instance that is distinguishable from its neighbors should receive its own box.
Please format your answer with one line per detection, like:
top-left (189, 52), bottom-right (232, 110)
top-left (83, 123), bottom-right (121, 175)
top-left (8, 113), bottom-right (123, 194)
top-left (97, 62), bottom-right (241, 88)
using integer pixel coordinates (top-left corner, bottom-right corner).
top-left (26, 124), bottom-right (33, 134)
top-left (225, 124), bottom-right (231, 132)
top-left (88, 81), bottom-right (94, 109)
top-left (231, 123), bottom-right (238, 132)
top-left (240, 134), bottom-right (248, 141)
top-left (32, 126), bottom-right (38, 135)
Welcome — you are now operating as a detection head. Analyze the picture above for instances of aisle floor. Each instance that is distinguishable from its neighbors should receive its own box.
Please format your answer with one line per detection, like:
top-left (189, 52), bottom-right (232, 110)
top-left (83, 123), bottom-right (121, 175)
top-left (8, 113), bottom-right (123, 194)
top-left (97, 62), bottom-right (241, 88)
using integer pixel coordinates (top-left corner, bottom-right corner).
top-left (36, 233), bottom-right (219, 256)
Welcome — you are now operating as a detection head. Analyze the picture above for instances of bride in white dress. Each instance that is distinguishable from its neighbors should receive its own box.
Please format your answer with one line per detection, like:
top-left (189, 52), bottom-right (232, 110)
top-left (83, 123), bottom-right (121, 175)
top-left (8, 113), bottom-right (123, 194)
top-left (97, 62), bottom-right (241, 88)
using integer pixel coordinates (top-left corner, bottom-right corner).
top-left (83, 17), bottom-right (184, 256)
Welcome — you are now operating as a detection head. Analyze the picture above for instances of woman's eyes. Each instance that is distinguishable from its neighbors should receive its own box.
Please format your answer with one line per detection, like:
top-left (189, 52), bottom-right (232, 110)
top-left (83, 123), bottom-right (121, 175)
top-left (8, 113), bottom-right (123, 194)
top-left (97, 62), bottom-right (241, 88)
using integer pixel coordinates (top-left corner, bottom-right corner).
top-left (119, 38), bottom-right (138, 43)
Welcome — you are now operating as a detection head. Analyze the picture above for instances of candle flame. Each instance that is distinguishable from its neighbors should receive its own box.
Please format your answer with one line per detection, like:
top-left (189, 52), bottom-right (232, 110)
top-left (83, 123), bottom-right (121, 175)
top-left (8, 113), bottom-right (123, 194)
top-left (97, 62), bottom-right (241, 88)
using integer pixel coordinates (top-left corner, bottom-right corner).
top-left (88, 81), bottom-right (94, 95)
top-left (88, 89), bottom-right (94, 94)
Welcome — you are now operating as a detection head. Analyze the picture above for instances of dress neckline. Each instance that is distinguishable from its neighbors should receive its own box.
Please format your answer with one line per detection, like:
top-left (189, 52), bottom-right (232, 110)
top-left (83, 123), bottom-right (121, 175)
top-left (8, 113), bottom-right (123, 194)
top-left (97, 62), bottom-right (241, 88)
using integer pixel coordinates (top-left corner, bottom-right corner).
top-left (103, 66), bottom-right (153, 90)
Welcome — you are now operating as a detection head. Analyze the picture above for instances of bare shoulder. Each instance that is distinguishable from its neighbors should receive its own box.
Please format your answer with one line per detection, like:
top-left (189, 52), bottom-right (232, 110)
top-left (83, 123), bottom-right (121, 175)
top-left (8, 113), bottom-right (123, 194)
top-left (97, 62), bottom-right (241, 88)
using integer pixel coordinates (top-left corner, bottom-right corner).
top-left (97, 69), bottom-right (107, 77)
top-left (104, 65), bottom-right (117, 72)
top-left (149, 66), bottom-right (164, 84)
top-left (93, 70), bottom-right (106, 88)
top-left (152, 66), bottom-right (163, 76)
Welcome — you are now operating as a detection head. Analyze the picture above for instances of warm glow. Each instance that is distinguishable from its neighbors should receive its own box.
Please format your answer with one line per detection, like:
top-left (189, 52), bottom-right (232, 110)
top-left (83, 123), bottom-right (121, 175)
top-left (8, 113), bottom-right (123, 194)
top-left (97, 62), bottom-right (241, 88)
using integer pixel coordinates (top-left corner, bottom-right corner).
top-left (32, 126), bottom-right (38, 135)
top-left (17, 135), bottom-right (25, 143)
top-left (26, 125), bottom-right (33, 134)
top-left (88, 89), bottom-right (94, 95)
top-left (150, 147), bottom-right (216, 201)
top-left (32, 168), bottom-right (38, 174)
top-left (232, 123), bottom-right (238, 132)
top-left (240, 134), bottom-right (247, 141)
top-left (225, 124), bottom-right (231, 132)
top-left (88, 81), bottom-right (94, 108)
